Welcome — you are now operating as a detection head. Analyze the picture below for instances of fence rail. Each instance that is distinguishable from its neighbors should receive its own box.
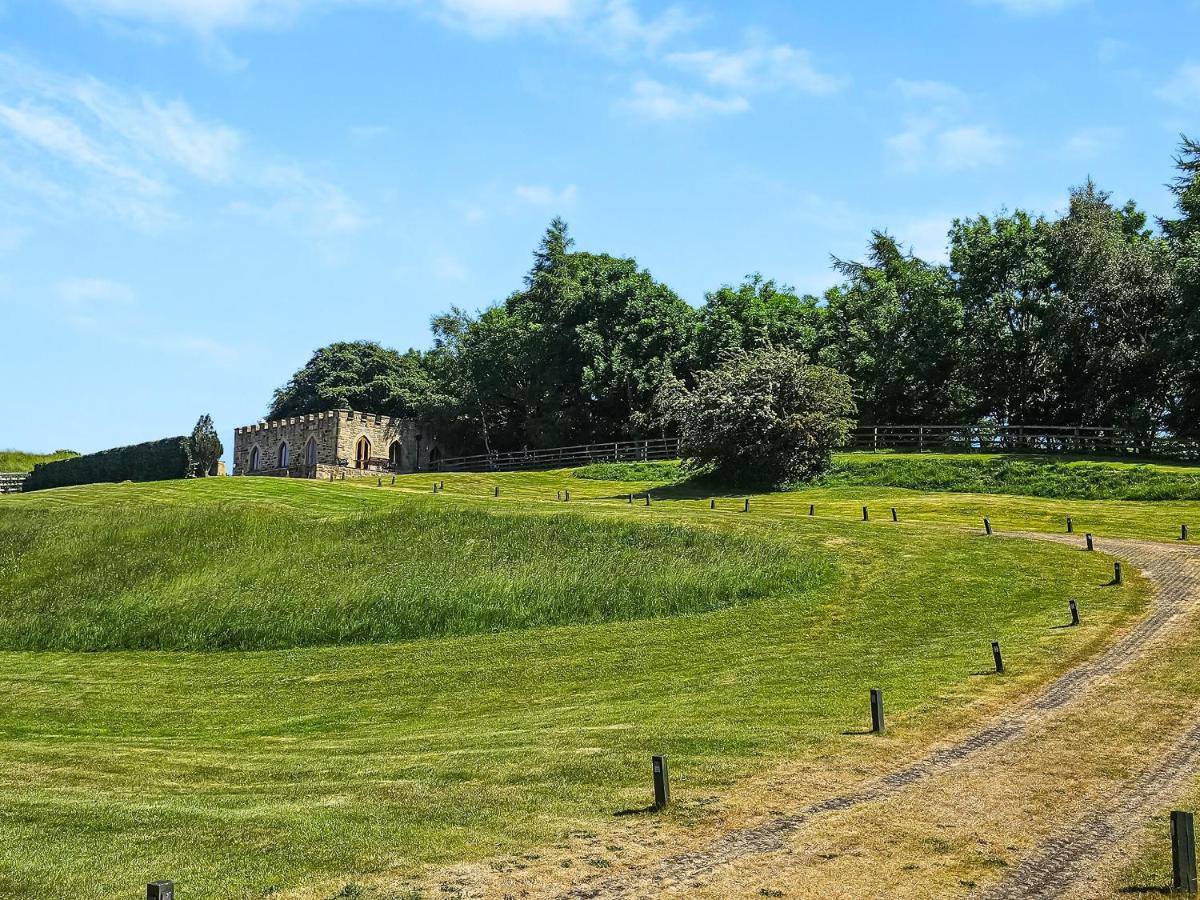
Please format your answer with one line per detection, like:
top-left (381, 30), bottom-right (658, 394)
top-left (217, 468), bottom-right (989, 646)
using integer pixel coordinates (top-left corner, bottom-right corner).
top-left (434, 438), bottom-right (680, 473)
top-left (0, 472), bottom-right (28, 494)
top-left (433, 424), bottom-right (1200, 474)
top-left (846, 425), bottom-right (1200, 458)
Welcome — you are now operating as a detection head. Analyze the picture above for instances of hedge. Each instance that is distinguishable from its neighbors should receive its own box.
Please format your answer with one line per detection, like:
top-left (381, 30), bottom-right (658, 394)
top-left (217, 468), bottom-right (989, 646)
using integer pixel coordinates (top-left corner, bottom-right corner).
top-left (26, 436), bottom-right (192, 491)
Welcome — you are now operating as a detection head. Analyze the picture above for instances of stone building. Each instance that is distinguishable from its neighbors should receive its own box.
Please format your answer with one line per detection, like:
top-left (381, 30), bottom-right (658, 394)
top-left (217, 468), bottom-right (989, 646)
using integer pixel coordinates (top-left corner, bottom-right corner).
top-left (232, 409), bottom-right (440, 478)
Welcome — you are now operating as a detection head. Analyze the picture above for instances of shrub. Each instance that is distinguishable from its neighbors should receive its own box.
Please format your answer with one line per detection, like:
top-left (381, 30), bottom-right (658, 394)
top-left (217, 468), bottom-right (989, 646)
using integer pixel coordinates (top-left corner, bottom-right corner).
top-left (664, 348), bottom-right (856, 486)
top-left (26, 437), bottom-right (192, 491)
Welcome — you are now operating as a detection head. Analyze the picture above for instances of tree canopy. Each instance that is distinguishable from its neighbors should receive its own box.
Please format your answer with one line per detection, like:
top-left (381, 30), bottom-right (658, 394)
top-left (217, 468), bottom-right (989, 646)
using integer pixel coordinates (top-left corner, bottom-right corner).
top-left (267, 138), bottom-right (1200, 456)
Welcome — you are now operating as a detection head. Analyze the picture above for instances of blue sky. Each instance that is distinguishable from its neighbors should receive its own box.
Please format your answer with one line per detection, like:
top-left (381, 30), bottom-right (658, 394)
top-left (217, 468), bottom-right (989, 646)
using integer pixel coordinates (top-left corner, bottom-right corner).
top-left (0, 0), bottom-right (1197, 456)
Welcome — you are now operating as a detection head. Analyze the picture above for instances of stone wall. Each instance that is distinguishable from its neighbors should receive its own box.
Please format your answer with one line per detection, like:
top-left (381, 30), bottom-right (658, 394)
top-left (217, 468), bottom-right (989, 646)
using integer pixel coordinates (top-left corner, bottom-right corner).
top-left (232, 408), bottom-right (436, 477)
top-left (232, 411), bottom-right (339, 476)
top-left (334, 409), bottom-right (434, 472)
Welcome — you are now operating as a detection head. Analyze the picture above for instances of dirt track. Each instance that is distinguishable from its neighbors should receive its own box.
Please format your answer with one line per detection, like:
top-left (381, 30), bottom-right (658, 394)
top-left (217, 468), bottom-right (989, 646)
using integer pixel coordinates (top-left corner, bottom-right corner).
top-left (560, 535), bottom-right (1200, 899)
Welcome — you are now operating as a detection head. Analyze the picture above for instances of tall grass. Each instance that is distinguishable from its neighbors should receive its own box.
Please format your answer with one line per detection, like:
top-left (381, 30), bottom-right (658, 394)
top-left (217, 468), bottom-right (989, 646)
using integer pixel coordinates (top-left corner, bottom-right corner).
top-left (0, 497), bottom-right (827, 651)
top-left (0, 449), bottom-right (77, 472)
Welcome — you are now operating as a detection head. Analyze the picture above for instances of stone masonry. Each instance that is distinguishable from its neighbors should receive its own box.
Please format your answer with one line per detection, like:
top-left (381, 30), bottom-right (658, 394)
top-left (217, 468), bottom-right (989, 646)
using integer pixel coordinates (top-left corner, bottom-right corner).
top-left (232, 409), bottom-right (437, 477)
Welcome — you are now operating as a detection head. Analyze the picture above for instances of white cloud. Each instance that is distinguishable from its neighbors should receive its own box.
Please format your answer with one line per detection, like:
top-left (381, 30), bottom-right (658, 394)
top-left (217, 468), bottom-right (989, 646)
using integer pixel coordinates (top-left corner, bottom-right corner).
top-left (665, 42), bottom-right (842, 95)
top-left (55, 276), bottom-right (137, 307)
top-left (0, 54), bottom-right (241, 228)
top-left (893, 78), bottom-right (967, 106)
top-left (976, 0), bottom-right (1089, 14)
top-left (62, 0), bottom-right (315, 33)
top-left (885, 76), bottom-right (1009, 172)
top-left (617, 78), bottom-right (748, 120)
top-left (601, 0), bottom-right (698, 51)
top-left (1157, 62), bottom-right (1200, 105)
top-left (232, 163), bottom-right (368, 237)
top-left (1062, 126), bottom-right (1118, 160)
top-left (887, 119), bottom-right (1010, 171)
top-left (514, 183), bottom-right (578, 206)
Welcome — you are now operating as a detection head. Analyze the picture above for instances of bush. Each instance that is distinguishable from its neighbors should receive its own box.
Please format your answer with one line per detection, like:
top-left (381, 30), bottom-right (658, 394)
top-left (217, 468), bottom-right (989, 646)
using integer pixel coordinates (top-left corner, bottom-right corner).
top-left (26, 437), bottom-right (192, 491)
top-left (664, 348), bottom-right (856, 486)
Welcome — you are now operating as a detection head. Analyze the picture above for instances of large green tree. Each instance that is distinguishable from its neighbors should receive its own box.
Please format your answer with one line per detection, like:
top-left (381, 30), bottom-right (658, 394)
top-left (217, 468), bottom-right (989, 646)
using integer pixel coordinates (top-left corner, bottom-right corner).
top-left (1164, 136), bottom-right (1200, 433)
top-left (818, 232), bottom-right (965, 424)
top-left (695, 275), bottom-right (822, 371)
top-left (269, 341), bottom-right (438, 420)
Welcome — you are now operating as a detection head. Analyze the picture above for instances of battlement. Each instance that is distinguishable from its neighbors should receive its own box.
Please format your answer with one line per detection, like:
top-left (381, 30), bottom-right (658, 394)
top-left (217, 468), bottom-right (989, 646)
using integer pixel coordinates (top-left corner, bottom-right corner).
top-left (233, 408), bottom-right (409, 435)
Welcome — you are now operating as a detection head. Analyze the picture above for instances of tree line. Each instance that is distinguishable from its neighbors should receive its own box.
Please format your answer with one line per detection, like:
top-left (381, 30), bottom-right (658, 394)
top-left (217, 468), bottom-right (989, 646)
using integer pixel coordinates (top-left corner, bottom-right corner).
top-left (269, 138), bottom-right (1200, 456)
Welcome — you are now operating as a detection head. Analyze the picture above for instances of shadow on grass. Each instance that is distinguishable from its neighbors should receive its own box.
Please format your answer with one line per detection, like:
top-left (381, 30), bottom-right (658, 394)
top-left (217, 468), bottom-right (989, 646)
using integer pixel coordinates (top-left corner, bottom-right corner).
top-left (613, 804), bottom-right (659, 817)
top-left (1116, 886), bottom-right (1171, 895)
top-left (840, 728), bottom-right (876, 736)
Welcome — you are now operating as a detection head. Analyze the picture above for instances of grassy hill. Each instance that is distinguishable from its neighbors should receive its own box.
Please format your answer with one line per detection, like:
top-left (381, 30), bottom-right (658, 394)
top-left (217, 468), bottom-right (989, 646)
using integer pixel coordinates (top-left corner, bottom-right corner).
top-left (0, 467), bottom-right (1157, 898)
top-left (0, 448), bottom-right (77, 472)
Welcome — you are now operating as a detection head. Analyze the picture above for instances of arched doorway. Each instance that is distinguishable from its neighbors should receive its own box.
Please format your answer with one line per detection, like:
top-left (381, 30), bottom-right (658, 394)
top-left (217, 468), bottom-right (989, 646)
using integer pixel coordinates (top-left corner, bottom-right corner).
top-left (388, 441), bottom-right (402, 470)
top-left (278, 442), bottom-right (289, 468)
top-left (305, 437), bottom-right (317, 467)
top-left (249, 445), bottom-right (260, 472)
top-left (354, 435), bottom-right (371, 469)
top-left (428, 446), bottom-right (443, 470)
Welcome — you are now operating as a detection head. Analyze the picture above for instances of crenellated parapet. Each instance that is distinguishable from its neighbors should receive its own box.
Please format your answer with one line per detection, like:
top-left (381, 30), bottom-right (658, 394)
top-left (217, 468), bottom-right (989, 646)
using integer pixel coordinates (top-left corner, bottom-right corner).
top-left (231, 408), bottom-right (437, 477)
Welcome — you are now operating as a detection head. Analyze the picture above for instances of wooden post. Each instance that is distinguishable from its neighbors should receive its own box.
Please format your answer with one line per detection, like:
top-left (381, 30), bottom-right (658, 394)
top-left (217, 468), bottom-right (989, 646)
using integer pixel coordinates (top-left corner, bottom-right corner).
top-left (710, 498), bottom-right (715, 509)
top-left (628, 493), bottom-right (633, 504)
top-left (645, 494), bottom-right (651, 507)
top-left (1173, 810), bottom-right (1197, 894)
top-left (1069, 598), bottom-right (1080, 626)
top-left (564, 490), bottom-right (570, 502)
top-left (147, 882), bottom-right (175, 900)
top-left (984, 517), bottom-right (992, 536)
top-left (1066, 516), bottom-right (1073, 533)
top-left (809, 503), bottom-right (815, 516)
top-left (391, 476), bottom-right (396, 486)
top-left (992, 640), bottom-right (1004, 673)
top-left (743, 498), bottom-right (750, 513)
top-left (1086, 533), bottom-right (1094, 551)
top-left (1184, 524), bottom-right (1190, 542)
top-left (870, 688), bottom-right (885, 734)
top-left (891, 507), bottom-right (898, 522)
top-left (862, 506), bottom-right (869, 521)
top-left (1114, 561), bottom-right (1123, 585)
top-left (377, 477), bottom-right (382, 486)
top-left (557, 490), bottom-right (561, 501)
top-left (434, 482), bottom-right (439, 494)
top-left (494, 486), bottom-right (500, 497)
top-left (652, 755), bottom-right (670, 809)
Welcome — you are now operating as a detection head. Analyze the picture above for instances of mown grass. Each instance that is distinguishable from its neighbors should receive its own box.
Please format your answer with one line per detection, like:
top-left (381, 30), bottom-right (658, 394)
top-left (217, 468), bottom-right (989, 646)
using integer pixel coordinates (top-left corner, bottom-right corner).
top-left (0, 471), bottom-right (1148, 899)
top-left (577, 452), bottom-right (1200, 501)
top-left (0, 448), bottom-right (77, 472)
top-left (823, 451), bottom-right (1200, 501)
top-left (0, 499), bottom-right (820, 651)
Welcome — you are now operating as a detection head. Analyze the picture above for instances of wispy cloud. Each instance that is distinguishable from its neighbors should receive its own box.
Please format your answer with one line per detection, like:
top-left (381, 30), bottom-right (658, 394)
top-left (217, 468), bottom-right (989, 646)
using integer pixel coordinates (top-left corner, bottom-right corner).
top-left (232, 163), bottom-right (369, 239)
top-left (665, 41), bottom-right (842, 95)
top-left (617, 78), bottom-right (748, 120)
top-left (1061, 126), bottom-right (1119, 160)
top-left (1157, 62), bottom-right (1200, 105)
top-left (49, 274), bottom-right (238, 363)
top-left (0, 54), bottom-right (367, 251)
top-left (884, 78), bottom-right (1011, 172)
top-left (0, 53), bottom-right (238, 229)
top-left (976, 0), bottom-right (1089, 15)
top-left (55, 276), bottom-right (137, 308)
top-left (514, 183), bottom-right (578, 206)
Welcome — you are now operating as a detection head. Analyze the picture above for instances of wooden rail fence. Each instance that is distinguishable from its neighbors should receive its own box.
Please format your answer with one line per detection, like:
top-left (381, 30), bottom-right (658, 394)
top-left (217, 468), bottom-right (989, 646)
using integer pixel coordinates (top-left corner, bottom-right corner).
top-left (434, 424), bottom-right (1200, 474)
top-left (844, 425), bottom-right (1197, 456)
top-left (434, 438), bottom-right (680, 473)
top-left (0, 472), bottom-right (28, 494)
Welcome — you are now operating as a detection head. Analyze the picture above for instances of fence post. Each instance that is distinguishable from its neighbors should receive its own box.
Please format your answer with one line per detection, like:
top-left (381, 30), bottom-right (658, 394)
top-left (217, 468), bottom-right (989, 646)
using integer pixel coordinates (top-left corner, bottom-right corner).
top-left (147, 882), bottom-right (174, 900)
top-left (873, 426), bottom-right (879, 452)
top-left (652, 755), bottom-right (670, 809)
top-left (918, 425), bottom-right (924, 452)
top-left (870, 688), bottom-right (885, 734)
top-left (992, 640), bottom-right (1004, 673)
top-left (1173, 810), bottom-right (1198, 893)
top-left (1086, 533), bottom-right (1094, 551)
top-left (1069, 598), bottom-right (1080, 626)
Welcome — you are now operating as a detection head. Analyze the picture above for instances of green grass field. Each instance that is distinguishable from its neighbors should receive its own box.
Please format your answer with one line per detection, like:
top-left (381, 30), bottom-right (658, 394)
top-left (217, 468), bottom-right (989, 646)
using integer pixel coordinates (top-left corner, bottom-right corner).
top-left (0, 448), bottom-right (77, 472)
top-left (0, 458), bottom-right (1184, 898)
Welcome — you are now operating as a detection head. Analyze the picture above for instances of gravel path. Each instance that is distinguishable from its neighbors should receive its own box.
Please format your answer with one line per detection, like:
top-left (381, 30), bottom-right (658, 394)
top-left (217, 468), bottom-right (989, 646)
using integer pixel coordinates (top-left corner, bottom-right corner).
top-left (564, 534), bottom-right (1200, 899)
